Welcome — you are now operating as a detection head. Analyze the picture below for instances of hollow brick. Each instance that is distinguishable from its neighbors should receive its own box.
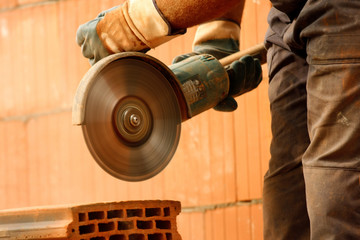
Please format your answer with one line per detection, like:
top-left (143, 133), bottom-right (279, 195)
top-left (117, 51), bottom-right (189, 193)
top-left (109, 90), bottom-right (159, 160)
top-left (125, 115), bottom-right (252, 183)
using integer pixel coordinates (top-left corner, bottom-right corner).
top-left (0, 200), bottom-right (182, 240)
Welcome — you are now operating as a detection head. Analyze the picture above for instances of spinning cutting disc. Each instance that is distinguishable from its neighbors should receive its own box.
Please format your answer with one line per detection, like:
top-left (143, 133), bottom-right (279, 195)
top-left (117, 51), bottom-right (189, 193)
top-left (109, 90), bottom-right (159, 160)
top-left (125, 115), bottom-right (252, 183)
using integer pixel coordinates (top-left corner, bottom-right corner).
top-left (82, 55), bottom-right (181, 181)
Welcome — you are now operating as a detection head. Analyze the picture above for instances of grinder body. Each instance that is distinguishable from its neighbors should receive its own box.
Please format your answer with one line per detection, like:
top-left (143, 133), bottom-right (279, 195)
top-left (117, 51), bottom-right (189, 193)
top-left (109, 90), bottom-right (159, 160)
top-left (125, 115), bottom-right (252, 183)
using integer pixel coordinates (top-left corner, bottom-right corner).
top-left (169, 54), bottom-right (229, 120)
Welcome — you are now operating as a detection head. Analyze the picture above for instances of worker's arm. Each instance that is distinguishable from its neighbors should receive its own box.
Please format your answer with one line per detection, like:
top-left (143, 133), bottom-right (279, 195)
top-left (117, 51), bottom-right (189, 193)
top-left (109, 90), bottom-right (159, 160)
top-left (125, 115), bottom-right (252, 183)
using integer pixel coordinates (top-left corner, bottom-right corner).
top-left (156, 0), bottom-right (243, 29)
top-left (76, 0), bottom-right (244, 65)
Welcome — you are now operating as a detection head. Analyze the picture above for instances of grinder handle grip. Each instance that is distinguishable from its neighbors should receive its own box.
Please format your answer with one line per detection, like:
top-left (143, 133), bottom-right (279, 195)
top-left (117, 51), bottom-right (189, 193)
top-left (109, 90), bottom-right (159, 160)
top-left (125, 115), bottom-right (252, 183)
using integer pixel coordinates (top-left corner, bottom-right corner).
top-left (219, 43), bottom-right (267, 66)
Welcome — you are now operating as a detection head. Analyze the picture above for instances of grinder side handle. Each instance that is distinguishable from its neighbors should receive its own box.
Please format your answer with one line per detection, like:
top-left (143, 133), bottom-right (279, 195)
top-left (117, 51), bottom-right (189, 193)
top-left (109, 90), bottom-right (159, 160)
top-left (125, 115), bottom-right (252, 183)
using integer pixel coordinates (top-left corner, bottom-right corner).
top-left (219, 43), bottom-right (267, 66)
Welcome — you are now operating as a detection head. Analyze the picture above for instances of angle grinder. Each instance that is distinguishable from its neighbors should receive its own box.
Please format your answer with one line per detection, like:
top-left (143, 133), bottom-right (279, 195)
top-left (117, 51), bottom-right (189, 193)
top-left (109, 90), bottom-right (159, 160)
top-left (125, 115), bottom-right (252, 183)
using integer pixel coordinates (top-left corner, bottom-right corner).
top-left (72, 43), bottom-right (266, 182)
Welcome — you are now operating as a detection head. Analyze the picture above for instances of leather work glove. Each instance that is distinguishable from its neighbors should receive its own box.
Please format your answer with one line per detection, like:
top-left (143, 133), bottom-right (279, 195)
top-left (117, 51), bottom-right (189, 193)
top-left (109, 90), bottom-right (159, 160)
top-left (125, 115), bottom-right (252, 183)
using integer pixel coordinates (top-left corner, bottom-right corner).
top-left (76, 7), bottom-right (117, 65)
top-left (216, 55), bottom-right (262, 110)
top-left (76, 0), bottom-right (185, 65)
top-left (173, 20), bottom-right (262, 112)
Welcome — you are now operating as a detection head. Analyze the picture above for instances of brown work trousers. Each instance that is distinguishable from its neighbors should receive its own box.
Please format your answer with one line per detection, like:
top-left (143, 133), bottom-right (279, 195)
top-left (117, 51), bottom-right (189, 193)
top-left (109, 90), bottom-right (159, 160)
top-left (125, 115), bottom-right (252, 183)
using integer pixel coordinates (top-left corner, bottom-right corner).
top-left (263, 2), bottom-right (360, 239)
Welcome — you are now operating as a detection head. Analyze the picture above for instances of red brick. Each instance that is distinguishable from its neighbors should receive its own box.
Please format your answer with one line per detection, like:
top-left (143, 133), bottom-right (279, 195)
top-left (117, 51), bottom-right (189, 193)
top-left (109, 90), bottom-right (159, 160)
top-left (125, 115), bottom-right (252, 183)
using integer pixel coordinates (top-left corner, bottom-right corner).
top-left (234, 98), bottom-right (251, 200)
top-left (222, 113), bottom-right (237, 202)
top-left (177, 212), bottom-right (204, 240)
top-left (196, 111), bottom-right (213, 205)
top-left (177, 212), bottom-right (191, 240)
top-left (212, 208), bottom-right (226, 240)
top-left (224, 207), bottom-right (238, 240)
top-left (0, 200), bottom-right (182, 240)
top-left (237, 206), bottom-right (252, 240)
top-left (0, 121), bottom-right (28, 209)
top-left (0, 0), bottom-right (17, 9)
top-left (204, 209), bottom-right (212, 240)
top-left (25, 112), bottom-right (88, 206)
top-left (250, 204), bottom-right (263, 240)
top-left (209, 111), bottom-right (227, 204)
top-left (0, 4), bottom-right (68, 118)
top-left (245, 90), bottom-right (263, 199)
top-left (189, 212), bottom-right (204, 240)
top-left (0, 11), bottom-right (15, 117)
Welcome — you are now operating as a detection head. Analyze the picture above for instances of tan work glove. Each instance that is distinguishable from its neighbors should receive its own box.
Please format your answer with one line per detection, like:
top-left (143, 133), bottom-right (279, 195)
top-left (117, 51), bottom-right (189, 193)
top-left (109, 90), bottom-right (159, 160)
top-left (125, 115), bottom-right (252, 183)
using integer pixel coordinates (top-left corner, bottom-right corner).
top-left (76, 0), bottom-right (185, 65)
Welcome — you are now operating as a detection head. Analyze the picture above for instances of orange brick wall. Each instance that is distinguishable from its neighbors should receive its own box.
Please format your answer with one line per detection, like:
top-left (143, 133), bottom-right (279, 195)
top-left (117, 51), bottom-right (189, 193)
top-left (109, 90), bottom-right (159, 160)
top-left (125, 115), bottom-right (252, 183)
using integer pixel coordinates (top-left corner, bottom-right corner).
top-left (0, 0), bottom-right (271, 239)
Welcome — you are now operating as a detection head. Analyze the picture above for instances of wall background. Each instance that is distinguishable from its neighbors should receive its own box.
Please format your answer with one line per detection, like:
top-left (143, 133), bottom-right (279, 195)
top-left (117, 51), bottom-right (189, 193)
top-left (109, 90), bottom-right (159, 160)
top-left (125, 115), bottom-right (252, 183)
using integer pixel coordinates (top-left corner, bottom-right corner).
top-left (0, 0), bottom-right (271, 239)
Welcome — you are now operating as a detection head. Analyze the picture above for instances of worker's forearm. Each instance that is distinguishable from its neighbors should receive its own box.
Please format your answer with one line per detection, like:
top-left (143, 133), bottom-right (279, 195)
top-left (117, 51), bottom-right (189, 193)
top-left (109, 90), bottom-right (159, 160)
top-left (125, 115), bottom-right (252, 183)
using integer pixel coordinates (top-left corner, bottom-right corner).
top-left (220, 1), bottom-right (245, 24)
top-left (156, 0), bottom-right (245, 29)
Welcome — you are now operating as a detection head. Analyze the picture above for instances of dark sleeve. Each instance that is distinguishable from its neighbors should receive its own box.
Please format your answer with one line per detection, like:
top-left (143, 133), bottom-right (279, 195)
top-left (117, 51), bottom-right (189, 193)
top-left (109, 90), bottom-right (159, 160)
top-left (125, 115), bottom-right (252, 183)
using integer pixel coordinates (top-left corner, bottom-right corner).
top-left (271, 0), bottom-right (307, 20)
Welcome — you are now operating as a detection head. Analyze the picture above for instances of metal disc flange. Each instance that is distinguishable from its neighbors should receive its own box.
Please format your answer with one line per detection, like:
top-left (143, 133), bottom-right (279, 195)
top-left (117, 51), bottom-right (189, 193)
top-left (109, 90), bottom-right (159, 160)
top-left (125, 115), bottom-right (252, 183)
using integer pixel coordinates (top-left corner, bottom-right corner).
top-left (82, 55), bottom-right (181, 181)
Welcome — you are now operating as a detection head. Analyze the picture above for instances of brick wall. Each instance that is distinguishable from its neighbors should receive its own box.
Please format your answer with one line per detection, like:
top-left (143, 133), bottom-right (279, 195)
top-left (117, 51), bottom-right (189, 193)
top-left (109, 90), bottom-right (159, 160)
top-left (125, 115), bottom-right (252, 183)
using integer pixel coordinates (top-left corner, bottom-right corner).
top-left (0, 0), bottom-right (272, 239)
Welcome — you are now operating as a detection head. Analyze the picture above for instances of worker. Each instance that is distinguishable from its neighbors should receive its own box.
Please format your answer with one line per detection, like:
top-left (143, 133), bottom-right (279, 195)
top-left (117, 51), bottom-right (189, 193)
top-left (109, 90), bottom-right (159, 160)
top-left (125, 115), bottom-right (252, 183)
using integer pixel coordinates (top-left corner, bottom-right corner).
top-left (76, 0), bottom-right (360, 239)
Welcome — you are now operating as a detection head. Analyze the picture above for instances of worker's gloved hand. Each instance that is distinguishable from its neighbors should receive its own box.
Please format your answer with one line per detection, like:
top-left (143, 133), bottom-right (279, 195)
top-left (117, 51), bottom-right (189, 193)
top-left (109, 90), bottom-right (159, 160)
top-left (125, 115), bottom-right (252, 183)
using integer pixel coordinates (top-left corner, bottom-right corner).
top-left (76, 7), bottom-right (118, 65)
top-left (173, 20), bottom-right (262, 112)
top-left (76, 0), bottom-right (186, 65)
top-left (214, 55), bottom-right (262, 111)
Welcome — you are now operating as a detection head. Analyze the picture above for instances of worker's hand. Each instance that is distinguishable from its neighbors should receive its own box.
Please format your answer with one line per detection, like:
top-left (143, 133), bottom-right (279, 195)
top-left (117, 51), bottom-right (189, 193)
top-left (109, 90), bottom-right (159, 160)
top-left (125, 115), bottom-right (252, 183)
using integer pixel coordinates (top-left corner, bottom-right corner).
top-left (173, 20), bottom-right (247, 112)
top-left (220, 55), bottom-right (262, 103)
top-left (207, 55), bottom-right (262, 112)
top-left (76, 0), bottom-right (185, 65)
top-left (76, 7), bottom-right (118, 65)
